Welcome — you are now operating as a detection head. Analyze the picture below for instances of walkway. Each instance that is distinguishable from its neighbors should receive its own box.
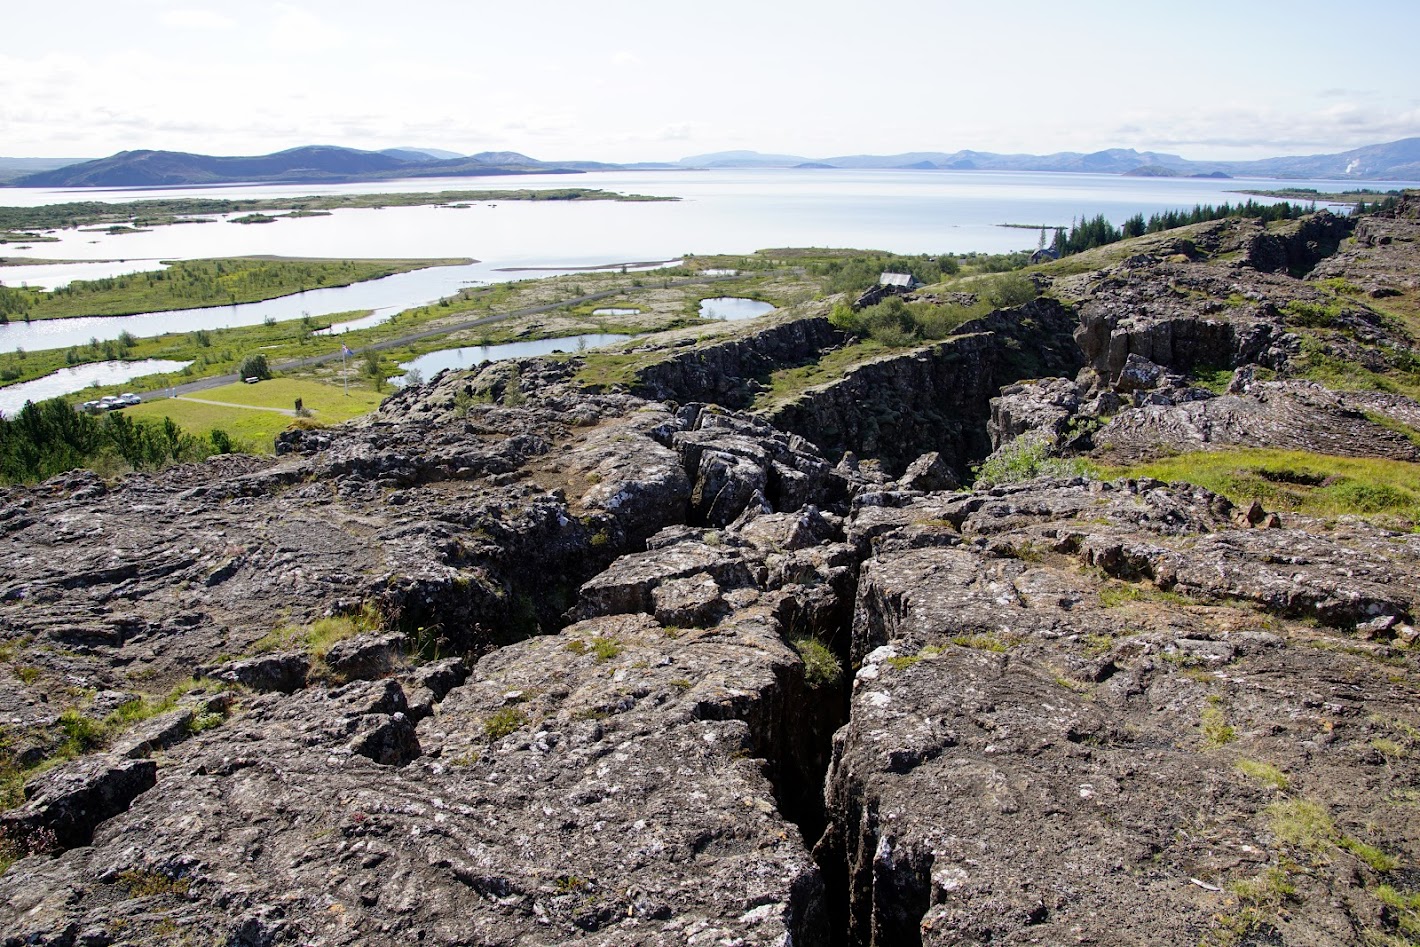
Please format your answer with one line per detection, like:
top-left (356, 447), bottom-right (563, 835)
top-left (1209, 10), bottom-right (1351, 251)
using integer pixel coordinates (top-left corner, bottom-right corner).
top-left (174, 396), bottom-right (298, 416)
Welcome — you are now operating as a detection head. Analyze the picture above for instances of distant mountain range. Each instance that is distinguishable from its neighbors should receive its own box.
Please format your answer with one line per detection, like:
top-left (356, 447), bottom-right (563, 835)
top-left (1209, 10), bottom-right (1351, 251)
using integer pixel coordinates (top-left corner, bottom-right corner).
top-left (5, 138), bottom-right (1420, 188)
top-left (676, 138), bottom-right (1420, 180)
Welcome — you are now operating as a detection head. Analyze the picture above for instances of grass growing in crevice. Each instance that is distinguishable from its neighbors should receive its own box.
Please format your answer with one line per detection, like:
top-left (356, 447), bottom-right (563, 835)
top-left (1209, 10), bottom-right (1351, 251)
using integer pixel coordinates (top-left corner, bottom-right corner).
top-left (116, 868), bottom-right (192, 899)
top-left (1374, 886), bottom-right (1420, 941)
top-left (950, 633), bottom-right (1011, 653)
top-left (249, 604), bottom-right (383, 660)
top-left (1098, 580), bottom-right (1193, 609)
top-left (792, 637), bottom-right (843, 689)
top-left (974, 434), bottom-right (1089, 488)
top-left (482, 707), bottom-right (527, 740)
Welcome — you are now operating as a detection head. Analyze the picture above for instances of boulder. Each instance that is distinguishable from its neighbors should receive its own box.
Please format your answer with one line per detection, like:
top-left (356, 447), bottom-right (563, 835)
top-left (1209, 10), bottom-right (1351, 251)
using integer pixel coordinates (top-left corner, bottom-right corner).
top-left (1, 755), bottom-right (157, 851)
top-left (323, 631), bottom-right (406, 681)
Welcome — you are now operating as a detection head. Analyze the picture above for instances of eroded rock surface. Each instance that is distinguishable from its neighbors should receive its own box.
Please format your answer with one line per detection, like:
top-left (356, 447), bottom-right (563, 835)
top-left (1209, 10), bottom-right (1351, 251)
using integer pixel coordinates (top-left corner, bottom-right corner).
top-left (4, 203), bottom-right (1420, 947)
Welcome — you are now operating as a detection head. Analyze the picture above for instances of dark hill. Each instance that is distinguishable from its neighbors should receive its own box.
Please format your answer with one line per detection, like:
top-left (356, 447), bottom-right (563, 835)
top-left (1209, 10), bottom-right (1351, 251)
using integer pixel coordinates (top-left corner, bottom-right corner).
top-left (12, 146), bottom-right (585, 188)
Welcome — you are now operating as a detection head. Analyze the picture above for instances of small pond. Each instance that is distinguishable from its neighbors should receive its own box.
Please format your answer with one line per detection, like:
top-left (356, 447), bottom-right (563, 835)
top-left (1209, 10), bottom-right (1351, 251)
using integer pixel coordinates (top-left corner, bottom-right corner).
top-left (0, 358), bottom-right (193, 416)
top-left (396, 333), bottom-right (636, 384)
top-left (698, 297), bottom-right (775, 321)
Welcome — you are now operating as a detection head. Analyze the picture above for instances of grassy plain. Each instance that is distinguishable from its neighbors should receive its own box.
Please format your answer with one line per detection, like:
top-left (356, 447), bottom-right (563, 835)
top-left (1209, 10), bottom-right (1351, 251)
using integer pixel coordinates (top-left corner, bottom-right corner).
top-left (1092, 448), bottom-right (1420, 526)
top-left (124, 378), bottom-right (382, 452)
top-left (1, 257), bottom-right (467, 320)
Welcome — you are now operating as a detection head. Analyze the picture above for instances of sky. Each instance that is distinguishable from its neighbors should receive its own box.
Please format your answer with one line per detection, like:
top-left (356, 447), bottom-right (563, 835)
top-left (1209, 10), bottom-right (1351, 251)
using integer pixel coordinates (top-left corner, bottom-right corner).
top-left (4, 0), bottom-right (1419, 163)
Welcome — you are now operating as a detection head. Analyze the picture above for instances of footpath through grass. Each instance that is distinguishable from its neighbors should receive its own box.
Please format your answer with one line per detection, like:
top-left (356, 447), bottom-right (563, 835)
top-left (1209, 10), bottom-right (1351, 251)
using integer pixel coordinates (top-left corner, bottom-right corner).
top-left (125, 378), bottom-right (382, 452)
top-left (1093, 448), bottom-right (1420, 527)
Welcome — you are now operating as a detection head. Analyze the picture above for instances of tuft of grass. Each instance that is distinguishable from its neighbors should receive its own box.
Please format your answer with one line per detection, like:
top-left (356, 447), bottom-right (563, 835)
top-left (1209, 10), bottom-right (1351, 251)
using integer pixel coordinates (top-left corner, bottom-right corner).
top-left (1339, 836), bottom-right (1400, 873)
top-left (1229, 866), bottom-right (1297, 910)
top-left (1372, 737), bottom-right (1408, 759)
top-left (1374, 886), bottom-right (1420, 939)
top-left (591, 636), bottom-right (622, 662)
top-left (0, 637), bottom-right (25, 664)
top-left (250, 605), bottom-right (381, 659)
top-left (482, 708), bottom-right (527, 740)
top-left (1236, 759), bottom-right (1290, 791)
top-left (1265, 798), bottom-right (1336, 852)
top-left (1082, 633), bottom-right (1116, 656)
top-left (792, 637), bottom-right (843, 689)
top-left (1098, 581), bottom-right (1192, 609)
top-left (116, 868), bottom-right (191, 899)
top-left (555, 875), bottom-right (589, 893)
top-left (950, 634), bottom-right (1009, 653)
top-left (1201, 700), bottom-right (1238, 748)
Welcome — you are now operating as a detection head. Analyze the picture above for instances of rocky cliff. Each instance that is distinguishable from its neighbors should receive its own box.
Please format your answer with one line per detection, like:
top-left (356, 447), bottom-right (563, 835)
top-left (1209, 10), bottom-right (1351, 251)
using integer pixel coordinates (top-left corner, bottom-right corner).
top-left (3, 199), bottom-right (1420, 946)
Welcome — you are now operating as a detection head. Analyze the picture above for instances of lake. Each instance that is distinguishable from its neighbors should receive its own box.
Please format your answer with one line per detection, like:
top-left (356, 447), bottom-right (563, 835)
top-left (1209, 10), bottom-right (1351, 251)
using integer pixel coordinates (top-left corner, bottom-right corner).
top-left (1, 167), bottom-right (1416, 359)
top-left (396, 333), bottom-right (636, 382)
top-left (699, 297), bottom-right (776, 320)
top-left (0, 358), bottom-right (192, 416)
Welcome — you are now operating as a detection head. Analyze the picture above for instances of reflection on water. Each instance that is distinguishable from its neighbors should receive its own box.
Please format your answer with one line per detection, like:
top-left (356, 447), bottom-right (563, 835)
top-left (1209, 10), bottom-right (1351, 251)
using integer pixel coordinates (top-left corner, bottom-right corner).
top-left (396, 333), bottom-right (635, 383)
top-left (698, 297), bottom-right (775, 320)
top-left (0, 259), bottom-right (170, 290)
top-left (0, 358), bottom-right (192, 416)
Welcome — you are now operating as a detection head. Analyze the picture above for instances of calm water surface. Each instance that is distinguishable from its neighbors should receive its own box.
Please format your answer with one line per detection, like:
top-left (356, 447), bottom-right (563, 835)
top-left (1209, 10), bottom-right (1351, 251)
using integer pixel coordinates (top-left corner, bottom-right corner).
top-left (2, 168), bottom-right (1416, 359)
top-left (699, 297), bottom-right (776, 320)
top-left (397, 334), bottom-right (635, 381)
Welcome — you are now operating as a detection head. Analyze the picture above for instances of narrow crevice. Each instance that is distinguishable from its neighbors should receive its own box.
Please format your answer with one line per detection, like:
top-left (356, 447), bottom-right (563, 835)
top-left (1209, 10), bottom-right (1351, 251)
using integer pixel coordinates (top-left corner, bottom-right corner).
top-left (759, 564), bottom-right (860, 947)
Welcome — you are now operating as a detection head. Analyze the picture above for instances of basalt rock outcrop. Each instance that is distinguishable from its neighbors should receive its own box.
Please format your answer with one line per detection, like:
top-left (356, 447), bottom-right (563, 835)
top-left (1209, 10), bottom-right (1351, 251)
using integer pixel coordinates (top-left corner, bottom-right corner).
top-left (764, 300), bottom-right (1083, 476)
top-left (3, 204), bottom-right (1420, 946)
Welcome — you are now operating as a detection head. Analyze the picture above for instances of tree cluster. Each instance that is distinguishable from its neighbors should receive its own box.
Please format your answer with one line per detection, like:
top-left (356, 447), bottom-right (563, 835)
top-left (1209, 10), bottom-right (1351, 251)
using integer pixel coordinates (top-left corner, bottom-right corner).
top-left (1050, 200), bottom-right (1320, 257)
top-left (0, 397), bottom-right (233, 484)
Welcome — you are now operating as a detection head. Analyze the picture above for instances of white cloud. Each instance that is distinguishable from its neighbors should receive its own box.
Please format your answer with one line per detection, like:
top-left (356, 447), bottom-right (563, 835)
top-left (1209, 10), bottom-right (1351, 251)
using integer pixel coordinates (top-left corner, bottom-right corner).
top-left (268, 4), bottom-right (347, 53)
top-left (159, 9), bottom-right (236, 30)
